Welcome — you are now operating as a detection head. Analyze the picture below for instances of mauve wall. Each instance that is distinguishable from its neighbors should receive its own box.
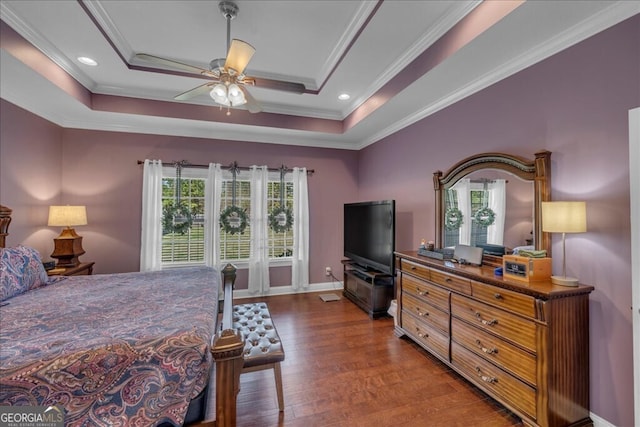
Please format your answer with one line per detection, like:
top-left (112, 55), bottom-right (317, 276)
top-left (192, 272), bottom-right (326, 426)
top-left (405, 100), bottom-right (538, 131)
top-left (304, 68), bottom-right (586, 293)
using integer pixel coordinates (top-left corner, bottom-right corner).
top-left (0, 100), bottom-right (63, 250)
top-left (358, 16), bottom-right (639, 427)
top-left (0, 109), bottom-right (359, 286)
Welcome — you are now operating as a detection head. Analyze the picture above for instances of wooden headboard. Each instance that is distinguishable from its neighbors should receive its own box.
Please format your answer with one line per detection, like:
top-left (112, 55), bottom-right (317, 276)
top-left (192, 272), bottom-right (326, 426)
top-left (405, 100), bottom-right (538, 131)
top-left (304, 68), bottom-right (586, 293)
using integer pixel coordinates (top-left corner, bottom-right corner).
top-left (0, 205), bottom-right (11, 248)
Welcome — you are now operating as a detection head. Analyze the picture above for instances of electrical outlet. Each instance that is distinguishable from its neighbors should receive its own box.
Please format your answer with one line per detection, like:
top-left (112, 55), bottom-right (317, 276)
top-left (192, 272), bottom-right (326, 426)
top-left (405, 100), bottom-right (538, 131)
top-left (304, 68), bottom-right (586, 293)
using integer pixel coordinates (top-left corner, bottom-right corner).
top-left (325, 266), bottom-right (332, 276)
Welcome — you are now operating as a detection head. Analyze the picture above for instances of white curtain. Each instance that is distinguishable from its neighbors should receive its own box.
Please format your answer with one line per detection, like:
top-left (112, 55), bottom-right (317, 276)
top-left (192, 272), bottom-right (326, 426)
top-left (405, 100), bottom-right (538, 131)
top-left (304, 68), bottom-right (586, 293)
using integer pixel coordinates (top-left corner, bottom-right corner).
top-left (486, 179), bottom-right (506, 245)
top-left (140, 159), bottom-right (163, 271)
top-left (248, 165), bottom-right (270, 294)
top-left (454, 178), bottom-right (471, 245)
top-left (291, 167), bottom-right (309, 290)
top-left (204, 163), bottom-right (222, 268)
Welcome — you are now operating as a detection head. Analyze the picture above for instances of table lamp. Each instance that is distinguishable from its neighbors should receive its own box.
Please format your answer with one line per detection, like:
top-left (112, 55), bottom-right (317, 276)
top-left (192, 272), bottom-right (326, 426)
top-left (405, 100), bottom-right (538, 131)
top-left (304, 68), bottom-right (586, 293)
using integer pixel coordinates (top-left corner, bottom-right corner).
top-left (48, 205), bottom-right (87, 267)
top-left (541, 201), bottom-right (586, 286)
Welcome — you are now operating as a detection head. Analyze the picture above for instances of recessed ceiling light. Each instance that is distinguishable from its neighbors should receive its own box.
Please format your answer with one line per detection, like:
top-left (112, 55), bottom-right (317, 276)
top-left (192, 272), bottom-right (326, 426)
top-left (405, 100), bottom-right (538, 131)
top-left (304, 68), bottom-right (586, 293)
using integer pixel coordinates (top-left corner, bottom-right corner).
top-left (338, 93), bottom-right (350, 101)
top-left (77, 56), bottom-right (98, 66)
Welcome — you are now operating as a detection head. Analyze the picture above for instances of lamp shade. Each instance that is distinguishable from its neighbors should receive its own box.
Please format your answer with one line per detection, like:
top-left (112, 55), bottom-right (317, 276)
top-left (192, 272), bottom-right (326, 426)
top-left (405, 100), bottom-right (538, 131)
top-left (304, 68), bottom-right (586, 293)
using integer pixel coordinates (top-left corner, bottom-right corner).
top-left (48, 206), bottom-right (88, 227)
top-left (541, 201), bottom-right (586, 233)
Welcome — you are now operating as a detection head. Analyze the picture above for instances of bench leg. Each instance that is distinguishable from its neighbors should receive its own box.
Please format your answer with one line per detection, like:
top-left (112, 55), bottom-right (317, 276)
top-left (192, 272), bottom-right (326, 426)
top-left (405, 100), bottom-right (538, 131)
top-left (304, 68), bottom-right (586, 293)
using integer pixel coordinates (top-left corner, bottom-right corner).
top-left (242, 363), bottom-right (285, 412)
top-left (274, 362), bottom-right (284, 412)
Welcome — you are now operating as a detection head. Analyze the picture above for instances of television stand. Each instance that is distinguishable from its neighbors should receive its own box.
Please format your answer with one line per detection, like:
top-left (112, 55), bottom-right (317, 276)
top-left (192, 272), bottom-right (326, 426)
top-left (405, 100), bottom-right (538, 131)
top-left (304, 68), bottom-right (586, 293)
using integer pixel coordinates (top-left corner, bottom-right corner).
top-left (342, 260), bottom-right (394, 319)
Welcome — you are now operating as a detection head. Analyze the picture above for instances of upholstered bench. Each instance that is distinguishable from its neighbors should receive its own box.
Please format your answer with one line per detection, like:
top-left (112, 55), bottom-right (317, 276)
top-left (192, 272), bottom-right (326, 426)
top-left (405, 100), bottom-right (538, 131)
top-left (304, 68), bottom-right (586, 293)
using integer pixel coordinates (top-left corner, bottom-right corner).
top-left (232, 302), bottom-right (285, 411)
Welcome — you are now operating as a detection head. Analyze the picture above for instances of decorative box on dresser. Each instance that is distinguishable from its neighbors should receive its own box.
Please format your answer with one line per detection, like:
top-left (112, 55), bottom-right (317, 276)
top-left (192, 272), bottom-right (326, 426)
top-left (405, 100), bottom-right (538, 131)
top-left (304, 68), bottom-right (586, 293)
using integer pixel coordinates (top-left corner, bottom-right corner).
top-left (395, 250), bottom-right (593, 427)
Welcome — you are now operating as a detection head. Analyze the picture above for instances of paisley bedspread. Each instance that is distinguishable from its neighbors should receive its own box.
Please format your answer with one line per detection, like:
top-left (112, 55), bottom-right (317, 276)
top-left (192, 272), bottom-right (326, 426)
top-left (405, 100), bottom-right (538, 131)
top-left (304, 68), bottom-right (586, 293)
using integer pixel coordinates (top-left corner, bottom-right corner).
top-left (0, 267), bottom-right (219, 426)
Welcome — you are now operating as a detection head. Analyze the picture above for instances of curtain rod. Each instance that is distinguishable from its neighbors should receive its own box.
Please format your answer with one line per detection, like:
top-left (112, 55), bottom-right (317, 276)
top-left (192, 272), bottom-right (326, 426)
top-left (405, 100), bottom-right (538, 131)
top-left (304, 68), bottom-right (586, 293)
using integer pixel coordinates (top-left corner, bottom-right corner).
top-left (137, 160), bottom-right (314, 175)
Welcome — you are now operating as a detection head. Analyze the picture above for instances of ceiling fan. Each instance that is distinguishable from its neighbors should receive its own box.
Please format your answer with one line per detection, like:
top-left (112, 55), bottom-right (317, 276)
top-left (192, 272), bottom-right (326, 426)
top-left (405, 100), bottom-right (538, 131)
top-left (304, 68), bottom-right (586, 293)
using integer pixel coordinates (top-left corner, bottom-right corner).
top-left (133, 1), bottom-right (305, 114)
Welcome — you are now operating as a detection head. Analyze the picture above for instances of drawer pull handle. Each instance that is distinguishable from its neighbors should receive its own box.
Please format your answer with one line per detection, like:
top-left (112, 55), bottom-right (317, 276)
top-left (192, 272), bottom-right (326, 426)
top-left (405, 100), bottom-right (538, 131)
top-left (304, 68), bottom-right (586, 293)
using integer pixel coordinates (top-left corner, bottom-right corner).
top-left (475, 367), bottom-right (498, 384)
top-left (416, 329), bottom-right (429, 339)
top-left (494, 293), bottom-right (503, 300)
top-left (416, 308), bottom-right (429, 317)
top-left (475, 311), bottom-right (498, 326)
top-left (410, 266), bottom-right (416, 270)
top-left (445, 277), bottom-right (453, 283)
top-left (417, 288), bottom-right (429, 296)
top-left (475, 339), bottom-right (498, 355)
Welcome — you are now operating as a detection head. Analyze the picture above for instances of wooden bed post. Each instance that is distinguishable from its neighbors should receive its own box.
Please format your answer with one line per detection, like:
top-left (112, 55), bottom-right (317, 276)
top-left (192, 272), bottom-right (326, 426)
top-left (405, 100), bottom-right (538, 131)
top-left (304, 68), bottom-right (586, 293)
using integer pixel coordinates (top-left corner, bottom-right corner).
top-left (210, 263), bottom-right (243, 427)
top-left (0, 205), bottom-right (12, 248)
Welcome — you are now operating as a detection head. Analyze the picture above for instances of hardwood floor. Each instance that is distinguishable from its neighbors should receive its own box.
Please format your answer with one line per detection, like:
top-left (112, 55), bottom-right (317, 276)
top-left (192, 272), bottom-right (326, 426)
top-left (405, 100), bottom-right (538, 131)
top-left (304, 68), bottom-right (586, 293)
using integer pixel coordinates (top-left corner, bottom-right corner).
top-left (232, 291), bottom-right (523, 427)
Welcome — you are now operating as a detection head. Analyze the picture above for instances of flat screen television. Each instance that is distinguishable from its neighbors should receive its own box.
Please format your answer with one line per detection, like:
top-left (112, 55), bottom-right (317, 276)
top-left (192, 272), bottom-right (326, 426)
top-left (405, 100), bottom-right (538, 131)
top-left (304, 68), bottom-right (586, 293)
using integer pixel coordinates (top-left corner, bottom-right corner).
top-left (344, 200), bottom-right (396, 275)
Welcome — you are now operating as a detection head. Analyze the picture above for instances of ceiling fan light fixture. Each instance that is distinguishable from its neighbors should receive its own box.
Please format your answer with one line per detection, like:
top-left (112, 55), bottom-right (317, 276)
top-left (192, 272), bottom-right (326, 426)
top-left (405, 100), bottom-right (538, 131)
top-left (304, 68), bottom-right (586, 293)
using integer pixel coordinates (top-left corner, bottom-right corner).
top-left (228, 83), bottom-right (246, 106)
top-left (210, 83), bottom-right (229, 105)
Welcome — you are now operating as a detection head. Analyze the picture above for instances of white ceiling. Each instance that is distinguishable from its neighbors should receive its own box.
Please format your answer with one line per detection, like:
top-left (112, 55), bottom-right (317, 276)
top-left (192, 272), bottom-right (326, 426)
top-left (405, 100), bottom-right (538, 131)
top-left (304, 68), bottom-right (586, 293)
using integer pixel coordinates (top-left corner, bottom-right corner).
top-left (1, 1), bottom-right (638, 150)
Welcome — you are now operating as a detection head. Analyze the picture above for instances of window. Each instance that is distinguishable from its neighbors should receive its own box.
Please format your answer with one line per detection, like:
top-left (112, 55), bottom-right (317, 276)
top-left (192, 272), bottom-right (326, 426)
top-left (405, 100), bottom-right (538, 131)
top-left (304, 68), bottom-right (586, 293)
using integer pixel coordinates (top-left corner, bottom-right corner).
top-left (444, 187), bottom-right (490, 247)
top-left (160, 167), bottom-right (294, 266)
top-left (161, 168), bottom-right (205, 264)
top-left (469, 189), bottom-right (489, 246)
top-left (217, 170), bottom-right (294, 262)
top-left (266, 178), bottom-right (294, 259)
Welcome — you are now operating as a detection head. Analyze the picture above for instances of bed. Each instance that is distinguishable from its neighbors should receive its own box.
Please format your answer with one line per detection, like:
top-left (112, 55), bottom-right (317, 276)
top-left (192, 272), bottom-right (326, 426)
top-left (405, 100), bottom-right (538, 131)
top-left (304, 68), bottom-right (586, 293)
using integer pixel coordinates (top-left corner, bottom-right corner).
top-left (0, 205), bottom-right (244, 426)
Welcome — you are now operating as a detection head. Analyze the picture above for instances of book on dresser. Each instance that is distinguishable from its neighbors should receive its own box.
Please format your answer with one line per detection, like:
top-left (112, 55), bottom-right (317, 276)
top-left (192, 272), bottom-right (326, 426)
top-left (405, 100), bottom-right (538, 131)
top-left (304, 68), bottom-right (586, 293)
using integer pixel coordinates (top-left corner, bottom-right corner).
top-left (395, 250), bottom-right (594, 427)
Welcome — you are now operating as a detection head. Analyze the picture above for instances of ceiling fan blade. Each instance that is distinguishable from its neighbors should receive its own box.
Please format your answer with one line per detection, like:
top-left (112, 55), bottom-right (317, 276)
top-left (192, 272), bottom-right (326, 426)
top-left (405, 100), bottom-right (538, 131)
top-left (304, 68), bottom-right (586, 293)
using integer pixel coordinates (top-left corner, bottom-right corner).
top-left (224, 39), bottom-right (255, 75)
top-left (252, 77), bottom-right (306, 94)
top-left (242, 87), bottom-right (262, 113)
top-left (134, 53), bottom-right (214, 77)
top-left (175, 83), bottom-right (216, 101)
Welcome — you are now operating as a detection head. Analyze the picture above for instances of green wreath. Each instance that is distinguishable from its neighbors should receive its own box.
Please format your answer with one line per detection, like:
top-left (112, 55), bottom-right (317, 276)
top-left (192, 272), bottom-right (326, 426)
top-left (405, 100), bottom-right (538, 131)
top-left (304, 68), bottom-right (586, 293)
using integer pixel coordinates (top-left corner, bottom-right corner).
top-left (269, 206), bottom-right (293, 233)
top-left (474, 207), bottom-right (496, 227)
top-left (444, 208), bottom-right (464, 230)
top-left (220, 205), bottom-right (248, 235)
top-left (163, 202), bottom-right (193, 235)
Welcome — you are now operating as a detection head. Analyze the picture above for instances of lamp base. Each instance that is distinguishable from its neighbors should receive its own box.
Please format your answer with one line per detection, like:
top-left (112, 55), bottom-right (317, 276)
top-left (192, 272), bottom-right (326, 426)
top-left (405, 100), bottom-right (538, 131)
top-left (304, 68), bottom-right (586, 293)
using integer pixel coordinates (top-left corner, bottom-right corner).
top-left (51, 228), bottom-right (85, 268)
top-left (551, 275), bottom-right (579, 287)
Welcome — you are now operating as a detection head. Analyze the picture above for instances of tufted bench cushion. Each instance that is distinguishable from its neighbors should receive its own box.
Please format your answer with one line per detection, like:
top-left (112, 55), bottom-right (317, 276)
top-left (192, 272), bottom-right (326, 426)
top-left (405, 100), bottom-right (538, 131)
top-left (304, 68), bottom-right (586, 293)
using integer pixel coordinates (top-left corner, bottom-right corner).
top-left (233, 302), bottom-right (285, 366)
top-left (232, 302), bottom-right (285, 411)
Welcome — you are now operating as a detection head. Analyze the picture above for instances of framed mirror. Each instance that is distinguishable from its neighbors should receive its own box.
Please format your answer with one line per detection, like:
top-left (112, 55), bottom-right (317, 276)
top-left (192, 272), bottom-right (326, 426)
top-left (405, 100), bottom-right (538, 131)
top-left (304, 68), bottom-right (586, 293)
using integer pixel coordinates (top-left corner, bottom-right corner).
top-left (433, 151), bottom-right (551, 265)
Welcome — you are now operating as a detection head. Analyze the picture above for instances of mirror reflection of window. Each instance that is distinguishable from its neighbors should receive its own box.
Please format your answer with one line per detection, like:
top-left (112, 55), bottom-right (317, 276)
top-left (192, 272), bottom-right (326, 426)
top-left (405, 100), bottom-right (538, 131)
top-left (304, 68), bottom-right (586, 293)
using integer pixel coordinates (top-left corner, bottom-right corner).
top-left (444, 178), bottom-right (507, 249)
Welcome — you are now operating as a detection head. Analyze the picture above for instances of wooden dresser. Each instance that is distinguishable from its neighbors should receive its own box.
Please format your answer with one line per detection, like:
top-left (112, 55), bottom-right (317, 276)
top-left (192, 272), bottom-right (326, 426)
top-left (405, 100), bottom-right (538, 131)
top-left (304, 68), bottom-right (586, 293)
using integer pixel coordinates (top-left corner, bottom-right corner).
top-left (395, 251), bottom-right (593, 427)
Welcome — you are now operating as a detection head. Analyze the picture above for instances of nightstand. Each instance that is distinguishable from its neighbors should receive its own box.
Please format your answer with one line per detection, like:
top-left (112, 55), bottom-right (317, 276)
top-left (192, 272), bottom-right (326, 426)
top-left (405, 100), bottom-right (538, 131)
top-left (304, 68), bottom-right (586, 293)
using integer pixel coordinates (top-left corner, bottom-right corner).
top-left (47, 262), bottom-right (95, 276)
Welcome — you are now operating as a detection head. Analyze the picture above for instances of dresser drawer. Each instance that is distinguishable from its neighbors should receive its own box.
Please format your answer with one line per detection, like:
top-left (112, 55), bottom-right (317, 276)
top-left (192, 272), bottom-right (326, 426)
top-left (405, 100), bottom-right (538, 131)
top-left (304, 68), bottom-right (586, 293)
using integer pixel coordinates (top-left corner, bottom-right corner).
top-left (402, 274), bottom-right (450, 312)
top-left (402, 292), bottom-right (449, 334)
top-left (430, 269), bottom-right (471, 295)
top-left (471, 281), bottom-right (537, 318)
top-left (452, 342), bottom-right (536, 419)
top-left (451, 294), bottom-right (537, 353)
top-left (452, 317), bottom-right (536, 386)
top-left (400, 259), bottom-right (430, 281)
top-left (402, 310), bottom-right (449, 361)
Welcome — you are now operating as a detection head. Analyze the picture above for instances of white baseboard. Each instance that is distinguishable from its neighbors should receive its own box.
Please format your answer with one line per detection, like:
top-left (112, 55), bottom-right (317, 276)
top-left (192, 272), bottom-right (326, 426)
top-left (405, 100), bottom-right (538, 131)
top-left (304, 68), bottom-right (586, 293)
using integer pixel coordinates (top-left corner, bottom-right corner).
top-left (233, 280), bottom-right (343, 299)
top-left (591, 412), bottom-right (615, 427)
